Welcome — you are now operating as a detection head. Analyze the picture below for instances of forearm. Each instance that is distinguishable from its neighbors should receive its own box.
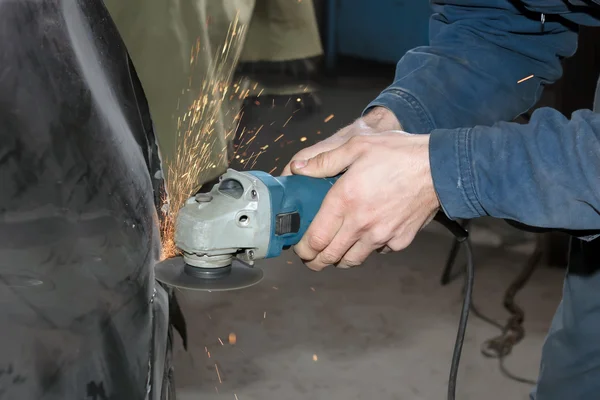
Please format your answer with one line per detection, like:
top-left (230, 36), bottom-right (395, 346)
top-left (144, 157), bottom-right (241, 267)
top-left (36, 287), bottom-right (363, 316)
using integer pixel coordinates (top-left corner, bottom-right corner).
top-left (430, 107), bottom-right (600, 231)
top-left (365, 1), bottom-right (577, 133)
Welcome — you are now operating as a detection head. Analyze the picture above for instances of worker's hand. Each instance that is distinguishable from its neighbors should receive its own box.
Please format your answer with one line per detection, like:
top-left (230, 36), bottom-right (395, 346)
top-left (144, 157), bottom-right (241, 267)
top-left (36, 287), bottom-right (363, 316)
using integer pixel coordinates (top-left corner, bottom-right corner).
top-left (291, 132), bottom-right (439, 271)
top-left (281, 107), bottom-right (401, 176)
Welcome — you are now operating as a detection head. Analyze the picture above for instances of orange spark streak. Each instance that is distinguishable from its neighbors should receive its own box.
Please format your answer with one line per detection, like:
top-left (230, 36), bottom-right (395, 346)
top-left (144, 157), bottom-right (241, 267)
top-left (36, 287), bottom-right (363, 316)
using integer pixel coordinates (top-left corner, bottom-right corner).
top-left (215, 364), bottom-right (222, 383)
top-left (517, 74), bottom-right (534, 84)
top-left (324, 114), bottom-right (334, 123)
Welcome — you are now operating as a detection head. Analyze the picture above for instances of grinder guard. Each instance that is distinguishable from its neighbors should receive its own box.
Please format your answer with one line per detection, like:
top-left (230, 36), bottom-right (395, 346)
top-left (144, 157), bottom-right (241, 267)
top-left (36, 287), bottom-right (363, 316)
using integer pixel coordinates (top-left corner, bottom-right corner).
top-left (0, 1), bottom-right (183, 399)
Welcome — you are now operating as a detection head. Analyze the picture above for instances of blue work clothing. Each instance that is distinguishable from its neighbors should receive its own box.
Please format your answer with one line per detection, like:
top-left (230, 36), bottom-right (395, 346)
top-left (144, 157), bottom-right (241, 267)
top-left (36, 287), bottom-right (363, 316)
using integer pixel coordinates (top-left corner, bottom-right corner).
top-left (366, 1), bottom-right (600, 399)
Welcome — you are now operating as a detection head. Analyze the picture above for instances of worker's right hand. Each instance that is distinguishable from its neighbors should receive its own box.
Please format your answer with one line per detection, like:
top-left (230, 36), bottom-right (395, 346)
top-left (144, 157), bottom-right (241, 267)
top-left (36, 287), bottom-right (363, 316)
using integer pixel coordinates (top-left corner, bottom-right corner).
top-left (280, 106), bottom-right (402, 176)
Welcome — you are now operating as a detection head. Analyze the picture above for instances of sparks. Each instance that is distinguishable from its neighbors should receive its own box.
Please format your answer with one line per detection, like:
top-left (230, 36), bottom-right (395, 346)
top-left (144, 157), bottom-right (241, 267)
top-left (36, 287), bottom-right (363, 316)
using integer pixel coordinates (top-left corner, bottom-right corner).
top-left (324, 114), bottom-right (334, 123)
top-left (300, 137), bottom-right (307, 142)
top-left (218, 337), bottom-right (224, 346)
top-left (160, 12), bottom-right (247, 259)
top-left (229, 332), bottom-right (237, 345)
top-left (215, 364), bottom-right (223, 383)
top-left (274, 134), bottom-right (284, 142)
top-left (283, 116), bottom-right (293, 127)
top-left (517, 74), bottom-right (534, 84)
top-left (313, 354), bottom-right (318, 362)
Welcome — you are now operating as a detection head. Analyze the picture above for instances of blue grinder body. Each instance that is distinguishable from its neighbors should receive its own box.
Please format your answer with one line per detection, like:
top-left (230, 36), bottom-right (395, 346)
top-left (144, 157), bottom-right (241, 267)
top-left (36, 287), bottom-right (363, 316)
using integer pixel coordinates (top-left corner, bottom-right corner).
top-left (247, 171), bottom-right (339, 259)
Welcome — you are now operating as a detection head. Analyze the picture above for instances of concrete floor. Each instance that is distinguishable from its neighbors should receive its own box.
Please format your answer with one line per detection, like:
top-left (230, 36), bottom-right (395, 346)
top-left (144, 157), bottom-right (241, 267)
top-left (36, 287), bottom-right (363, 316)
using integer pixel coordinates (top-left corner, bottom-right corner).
top-left (173, 230), bottom-right (563, 400)
top-left (173, 71), bottom-right (565, 399)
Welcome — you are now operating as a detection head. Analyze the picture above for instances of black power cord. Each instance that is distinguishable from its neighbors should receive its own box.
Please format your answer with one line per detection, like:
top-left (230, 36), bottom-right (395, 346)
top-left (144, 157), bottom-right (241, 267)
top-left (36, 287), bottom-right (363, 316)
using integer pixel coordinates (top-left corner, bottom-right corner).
top-left (445, 229), bottom-right (541, 392)
top-left (447, 238), bottom-right (474, 400)
top-left (433, 213), bottom-right (473, 400)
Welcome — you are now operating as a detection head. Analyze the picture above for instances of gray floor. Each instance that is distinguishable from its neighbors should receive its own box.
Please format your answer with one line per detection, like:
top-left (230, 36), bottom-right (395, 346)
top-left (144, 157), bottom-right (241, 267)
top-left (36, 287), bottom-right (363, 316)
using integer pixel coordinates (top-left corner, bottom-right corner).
top-left (173, 227), bottom-right (563, 400)
top-left (173, 74), bottom-right (564, 399)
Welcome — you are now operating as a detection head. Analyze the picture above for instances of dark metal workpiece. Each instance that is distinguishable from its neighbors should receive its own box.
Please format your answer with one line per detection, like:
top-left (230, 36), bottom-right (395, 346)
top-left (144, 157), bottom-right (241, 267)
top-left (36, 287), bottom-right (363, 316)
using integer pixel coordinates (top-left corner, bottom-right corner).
top-left (0, 1), bottom-right (179, 398)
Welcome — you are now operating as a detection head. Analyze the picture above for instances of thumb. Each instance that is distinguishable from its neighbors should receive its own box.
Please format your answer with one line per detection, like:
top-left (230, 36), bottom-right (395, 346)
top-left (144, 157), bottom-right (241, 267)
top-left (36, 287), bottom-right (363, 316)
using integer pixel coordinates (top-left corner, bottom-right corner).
top-left (290, 143), bottom-right (360, 178)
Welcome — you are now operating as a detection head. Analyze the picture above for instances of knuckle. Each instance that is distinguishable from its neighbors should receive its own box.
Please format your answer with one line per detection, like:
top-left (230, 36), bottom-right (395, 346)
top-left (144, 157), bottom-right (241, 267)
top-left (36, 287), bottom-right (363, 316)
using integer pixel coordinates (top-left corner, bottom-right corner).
top-left (307, 234), bottom-right (329, 252)
top-left (320, 250), bottom-right (341, 265)
top-left (314, 153), bottom-right (329, 170)
top-left (368, 229), bottom-right (391, 246)
top-left (293, 243), bottom-right (311, 260)
top-left (340, 258), bottom-right (362, 268)
top-left (353, 213), bottom-right (373, 231)
top-left (327, 185), bottom-right (354, 211)
top-left (389, 237), bottom-right (411, 252)
top-left (338, 184), bottom-right (358, 208)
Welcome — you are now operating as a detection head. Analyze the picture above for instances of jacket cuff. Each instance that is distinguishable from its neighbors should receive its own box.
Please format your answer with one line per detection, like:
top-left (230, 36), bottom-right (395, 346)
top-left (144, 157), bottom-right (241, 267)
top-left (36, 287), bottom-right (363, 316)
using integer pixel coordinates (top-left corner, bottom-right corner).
top-left (363, 89), bottom-right (435, 134)
top-left (429, 128), bottom-right (487, 220)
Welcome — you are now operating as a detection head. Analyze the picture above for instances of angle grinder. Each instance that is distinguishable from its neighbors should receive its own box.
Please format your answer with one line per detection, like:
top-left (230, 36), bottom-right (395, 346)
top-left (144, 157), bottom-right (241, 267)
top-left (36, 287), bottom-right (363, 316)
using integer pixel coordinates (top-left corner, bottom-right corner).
top-left (155, 169), bottom-right (339, 291)
top-left (155, 168), bottom-right (467, 291)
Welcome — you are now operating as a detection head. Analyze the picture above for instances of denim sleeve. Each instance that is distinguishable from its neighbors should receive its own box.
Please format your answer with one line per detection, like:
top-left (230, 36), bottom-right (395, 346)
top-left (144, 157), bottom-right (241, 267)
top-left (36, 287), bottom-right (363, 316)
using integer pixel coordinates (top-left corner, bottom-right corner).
top-left (365, 0), bottom-right (577, 132)
top-left (429, 107), bottom-right (600, 231)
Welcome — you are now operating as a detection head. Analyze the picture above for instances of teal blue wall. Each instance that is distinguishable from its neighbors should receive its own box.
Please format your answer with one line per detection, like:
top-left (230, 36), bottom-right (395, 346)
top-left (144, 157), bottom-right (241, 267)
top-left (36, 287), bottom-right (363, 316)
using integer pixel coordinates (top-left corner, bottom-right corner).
top-left (335, 0), bottom-right (432, 64)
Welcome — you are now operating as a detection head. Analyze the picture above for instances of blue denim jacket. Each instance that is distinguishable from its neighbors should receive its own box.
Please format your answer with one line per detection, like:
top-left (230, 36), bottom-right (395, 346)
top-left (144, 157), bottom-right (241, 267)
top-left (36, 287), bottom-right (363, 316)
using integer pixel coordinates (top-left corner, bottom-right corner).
top-left (365, 3), bottom-right (600, 398)
top-left (366, 0), bottom-right (600, 232)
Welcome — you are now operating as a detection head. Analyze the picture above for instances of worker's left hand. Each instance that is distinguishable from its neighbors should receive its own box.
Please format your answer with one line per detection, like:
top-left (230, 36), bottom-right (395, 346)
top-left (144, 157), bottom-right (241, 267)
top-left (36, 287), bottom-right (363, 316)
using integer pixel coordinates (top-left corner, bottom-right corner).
top-left (291, 132), bottom-right (440, 271)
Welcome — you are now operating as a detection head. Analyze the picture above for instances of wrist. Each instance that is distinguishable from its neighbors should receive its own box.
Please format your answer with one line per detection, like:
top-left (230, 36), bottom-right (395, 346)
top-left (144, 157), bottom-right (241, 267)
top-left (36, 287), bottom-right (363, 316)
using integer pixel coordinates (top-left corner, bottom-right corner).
top-left (362, 106), bottom-right (403, 131)
top-left (414, 135), bottom-right (440, 211)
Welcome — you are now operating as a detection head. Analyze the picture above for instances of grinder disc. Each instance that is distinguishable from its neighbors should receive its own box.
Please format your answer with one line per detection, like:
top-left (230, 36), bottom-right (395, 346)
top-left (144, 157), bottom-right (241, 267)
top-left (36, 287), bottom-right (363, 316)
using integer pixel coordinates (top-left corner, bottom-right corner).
top-left (155, 256), bottom-right (264, 291)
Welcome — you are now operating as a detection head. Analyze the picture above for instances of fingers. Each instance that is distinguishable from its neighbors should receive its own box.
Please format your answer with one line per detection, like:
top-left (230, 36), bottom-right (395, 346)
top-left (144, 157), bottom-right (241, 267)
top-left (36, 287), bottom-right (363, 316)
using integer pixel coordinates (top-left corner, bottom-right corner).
top-left (293, 194), bottom-right (345, 265)
top-left (337, 240), bottom-right (374, 269)
top-left (280, 136), bottom-right (349, 177)
top-left (281, 163), bottom-right (293, 176)
top-left (291, 138), bottom-right (364, 178)
top-left (377, 245), bottom-right (392, 255)
top-left (302, 222), bottom-right (360, 271)
top-left (385, 235), bottom-right (413, 253)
